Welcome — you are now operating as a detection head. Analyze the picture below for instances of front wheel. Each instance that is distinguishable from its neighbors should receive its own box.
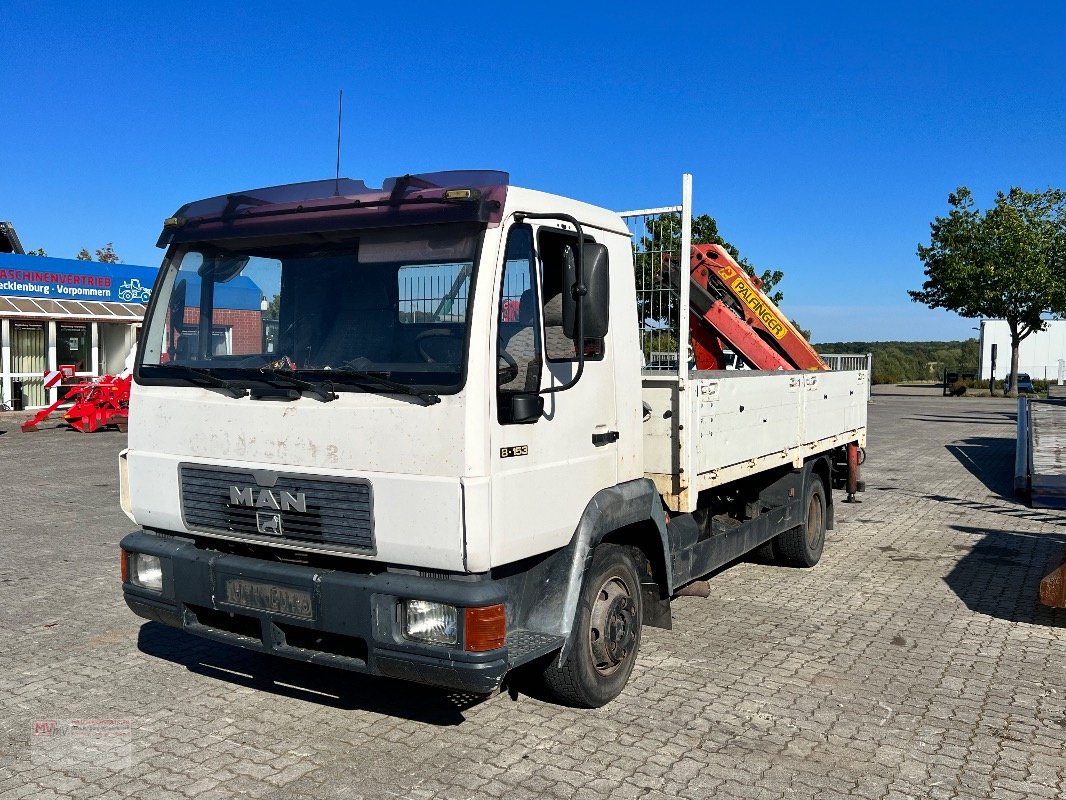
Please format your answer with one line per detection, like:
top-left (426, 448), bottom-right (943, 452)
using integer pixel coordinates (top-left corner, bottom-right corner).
top-left (775, 474), bottom-right (827, 567)
top-left (541, 544), bottom-right (643, 707)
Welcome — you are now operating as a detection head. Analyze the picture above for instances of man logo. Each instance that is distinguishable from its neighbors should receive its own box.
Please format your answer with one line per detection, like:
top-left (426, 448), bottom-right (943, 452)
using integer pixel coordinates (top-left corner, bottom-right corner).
top-left (256, 512), bottom-right (283, 536)
top-left (229, 486), bottom-right (307, 513)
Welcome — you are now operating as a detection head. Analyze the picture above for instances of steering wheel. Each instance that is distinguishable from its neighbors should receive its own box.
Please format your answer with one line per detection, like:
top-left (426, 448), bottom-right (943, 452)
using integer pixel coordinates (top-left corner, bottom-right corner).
top-left (336, 356), bottom-right (374, 371)
top-left (415, 328), bottom-right (463, 363)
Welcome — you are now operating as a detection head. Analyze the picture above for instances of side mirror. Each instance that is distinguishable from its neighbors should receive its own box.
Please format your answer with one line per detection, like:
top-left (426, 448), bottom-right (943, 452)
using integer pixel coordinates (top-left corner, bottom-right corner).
top-left (510, 393), bottom-right (543, 424)
top-left (562, 243), bottom-right (610, 341)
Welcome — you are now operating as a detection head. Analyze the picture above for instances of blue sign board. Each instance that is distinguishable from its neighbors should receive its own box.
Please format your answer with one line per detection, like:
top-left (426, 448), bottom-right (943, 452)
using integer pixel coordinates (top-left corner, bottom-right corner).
top-left (0, 253), bottom-right (160, 304)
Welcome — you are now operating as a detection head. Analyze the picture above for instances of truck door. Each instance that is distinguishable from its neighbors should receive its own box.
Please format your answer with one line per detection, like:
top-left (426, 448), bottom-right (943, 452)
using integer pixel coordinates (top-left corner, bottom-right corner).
top-left (490, 220), bottom-right (619, 565)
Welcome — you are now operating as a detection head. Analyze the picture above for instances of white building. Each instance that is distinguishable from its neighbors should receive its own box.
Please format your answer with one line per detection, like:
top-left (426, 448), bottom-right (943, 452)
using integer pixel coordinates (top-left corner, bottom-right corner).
top-left (978, 319), bottom-right (1066, 381)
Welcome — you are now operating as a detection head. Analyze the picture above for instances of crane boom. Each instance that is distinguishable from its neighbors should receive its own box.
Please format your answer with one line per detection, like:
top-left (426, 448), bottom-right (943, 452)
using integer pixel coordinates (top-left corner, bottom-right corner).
top-left (671, 243), bottom-right (828, 371)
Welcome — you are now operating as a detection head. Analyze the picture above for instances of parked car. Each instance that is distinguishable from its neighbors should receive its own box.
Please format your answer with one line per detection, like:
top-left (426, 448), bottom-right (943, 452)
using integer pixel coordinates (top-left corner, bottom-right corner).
top-left (1005, 372), bottom-right (1036, 394)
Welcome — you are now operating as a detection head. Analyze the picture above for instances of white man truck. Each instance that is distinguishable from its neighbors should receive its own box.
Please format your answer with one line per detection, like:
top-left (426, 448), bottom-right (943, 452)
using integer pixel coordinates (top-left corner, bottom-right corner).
top-left (120, 171), bottom-right (867, 707)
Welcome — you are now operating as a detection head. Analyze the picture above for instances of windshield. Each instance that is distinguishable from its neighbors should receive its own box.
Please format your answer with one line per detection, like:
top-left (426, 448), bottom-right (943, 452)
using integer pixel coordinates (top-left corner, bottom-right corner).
top-left (139, 223), bottom-right (483, 393)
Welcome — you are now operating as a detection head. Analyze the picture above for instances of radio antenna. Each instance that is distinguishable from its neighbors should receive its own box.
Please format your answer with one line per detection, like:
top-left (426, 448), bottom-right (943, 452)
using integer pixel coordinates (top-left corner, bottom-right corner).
top-left (334, 89), bottom-right (343, 196)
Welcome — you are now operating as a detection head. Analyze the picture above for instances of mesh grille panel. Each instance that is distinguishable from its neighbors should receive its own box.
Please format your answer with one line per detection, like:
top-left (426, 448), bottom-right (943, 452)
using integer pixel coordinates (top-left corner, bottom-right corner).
top-left (180, 465), bottom-right (374, 551)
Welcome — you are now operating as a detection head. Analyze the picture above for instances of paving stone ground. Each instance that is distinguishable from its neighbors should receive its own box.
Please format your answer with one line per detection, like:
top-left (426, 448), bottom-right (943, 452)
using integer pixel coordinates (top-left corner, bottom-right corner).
top-left (1, 385), bottom-right (1064, 799)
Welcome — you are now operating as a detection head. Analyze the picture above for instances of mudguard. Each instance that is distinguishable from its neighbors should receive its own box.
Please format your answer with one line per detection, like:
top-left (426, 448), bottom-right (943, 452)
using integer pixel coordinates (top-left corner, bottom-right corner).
top-left (497, 478), bottom-right (671, 664)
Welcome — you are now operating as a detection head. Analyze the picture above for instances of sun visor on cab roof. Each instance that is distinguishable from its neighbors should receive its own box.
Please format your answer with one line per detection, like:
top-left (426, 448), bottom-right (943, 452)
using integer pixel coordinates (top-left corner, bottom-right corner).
top-left (157, 171), bottom-right (510, 248)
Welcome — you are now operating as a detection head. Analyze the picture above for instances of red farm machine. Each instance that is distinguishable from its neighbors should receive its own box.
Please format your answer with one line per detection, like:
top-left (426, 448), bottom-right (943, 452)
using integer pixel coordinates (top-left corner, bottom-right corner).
top-left (20, 366), bottom-right (131, 433)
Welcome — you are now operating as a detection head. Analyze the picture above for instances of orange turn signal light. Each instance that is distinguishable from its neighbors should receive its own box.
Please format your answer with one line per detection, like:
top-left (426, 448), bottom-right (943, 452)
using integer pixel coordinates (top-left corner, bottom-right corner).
top-left (463, 604), bottom-right (506, 652)
top-left (120, 550), bottom-right (128, 584)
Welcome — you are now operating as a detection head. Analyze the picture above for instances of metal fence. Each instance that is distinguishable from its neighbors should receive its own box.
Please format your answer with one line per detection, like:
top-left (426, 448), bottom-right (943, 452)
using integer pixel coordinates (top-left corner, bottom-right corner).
top-left (619, 175), bottom-right (692, 374)
top-left (820, 352), bottom-right (873, 399)
top-left (397, 263), bottom-right (471, 324)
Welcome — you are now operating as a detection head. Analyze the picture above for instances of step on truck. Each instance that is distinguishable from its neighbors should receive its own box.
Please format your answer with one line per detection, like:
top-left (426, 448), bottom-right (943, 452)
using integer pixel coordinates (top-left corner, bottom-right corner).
top-left (120, 171), bottom-right (867, 707)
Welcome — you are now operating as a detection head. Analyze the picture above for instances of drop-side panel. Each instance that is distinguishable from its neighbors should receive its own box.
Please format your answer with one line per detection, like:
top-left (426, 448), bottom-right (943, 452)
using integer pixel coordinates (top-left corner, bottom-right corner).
top-left (642, 370), bottom-right (868, 510)
top-left (641, 378), bottom-right (679, 476)
top-left (693, 373), bottom-right (805, 475)
top-left (799, 371), bottom-right (868, 443)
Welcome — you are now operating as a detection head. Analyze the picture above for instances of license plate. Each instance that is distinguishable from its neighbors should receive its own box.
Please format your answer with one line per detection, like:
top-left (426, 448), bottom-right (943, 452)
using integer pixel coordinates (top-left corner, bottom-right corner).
top-left (223, 578), bottom-right (314, 620)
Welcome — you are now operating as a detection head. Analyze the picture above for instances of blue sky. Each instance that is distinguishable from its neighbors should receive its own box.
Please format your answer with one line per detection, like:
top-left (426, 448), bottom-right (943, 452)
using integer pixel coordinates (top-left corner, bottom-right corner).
top-left (2, 3), bottom-right (1063, 342)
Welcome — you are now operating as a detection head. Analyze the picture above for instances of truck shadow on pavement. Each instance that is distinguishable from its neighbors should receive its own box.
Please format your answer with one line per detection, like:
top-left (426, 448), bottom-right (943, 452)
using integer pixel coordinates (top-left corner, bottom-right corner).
top-left (904, 412), bottom-right (1015, 426)
top-left (943, 435), bottom-right (1020, 499)
top-left (926, 492), bottom-right (1066, 527)
top-left (945, 524), bottom-right (1066, 627)
top-left (136, 622), bottom-right (490, 725)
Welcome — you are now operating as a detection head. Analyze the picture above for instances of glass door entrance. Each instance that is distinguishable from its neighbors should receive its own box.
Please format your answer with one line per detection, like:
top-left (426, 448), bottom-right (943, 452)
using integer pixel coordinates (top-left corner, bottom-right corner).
top-left (11, 321), bottom-right (46, 408)
top-left (56, 322), bottom-right (89, 371)
top-left (56, 322), bottom-right (90, 396)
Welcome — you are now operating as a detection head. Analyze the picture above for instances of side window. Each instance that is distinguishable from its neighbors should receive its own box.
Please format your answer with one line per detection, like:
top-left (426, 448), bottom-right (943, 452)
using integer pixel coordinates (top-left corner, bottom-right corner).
top-left (537, 229), bottom-right (604, 361)
top-left (497, 226), bottom-right (542, 423)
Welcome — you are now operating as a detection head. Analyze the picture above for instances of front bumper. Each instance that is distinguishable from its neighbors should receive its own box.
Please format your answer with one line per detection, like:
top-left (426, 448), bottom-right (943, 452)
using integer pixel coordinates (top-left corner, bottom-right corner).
top-left (121, 530), bottom-right (510, 693)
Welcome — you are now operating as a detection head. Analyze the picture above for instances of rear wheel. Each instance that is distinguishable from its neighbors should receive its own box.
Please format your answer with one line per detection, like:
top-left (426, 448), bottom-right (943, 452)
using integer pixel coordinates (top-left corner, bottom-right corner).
top-left (542, 544), bottom-right (643, 707)
top-left (775, 475), bottom-right (827, 567)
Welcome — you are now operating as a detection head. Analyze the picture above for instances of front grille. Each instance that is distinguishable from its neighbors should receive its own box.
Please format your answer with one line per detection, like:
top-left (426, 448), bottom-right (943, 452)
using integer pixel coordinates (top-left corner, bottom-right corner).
top-left (180, 464), bottom-right (374, 552)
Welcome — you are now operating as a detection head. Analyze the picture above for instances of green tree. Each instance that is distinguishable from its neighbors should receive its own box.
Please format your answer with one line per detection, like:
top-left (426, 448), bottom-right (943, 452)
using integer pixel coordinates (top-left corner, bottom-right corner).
top-left (815, 339), bottom-right (980, 385)
top-left (693, 214), bottom-right (784, 304)
top-left (641, 212), bottom-right (783, 303)
top-left (74, 244), bottom-right (121, 262)
top-left (266, 293), bottom-right (281, 319)
top-left (95, 242), bottom-right (120, 263)
top-left (909, 187), bottom-right (1066, 396)
top-left (25, 248), bottom-right (47, 256)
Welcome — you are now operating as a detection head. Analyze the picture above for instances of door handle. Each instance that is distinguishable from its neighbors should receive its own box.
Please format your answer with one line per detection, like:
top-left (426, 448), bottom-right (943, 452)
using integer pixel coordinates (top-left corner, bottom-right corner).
top-left (592, 430), bottom-right (620, 446)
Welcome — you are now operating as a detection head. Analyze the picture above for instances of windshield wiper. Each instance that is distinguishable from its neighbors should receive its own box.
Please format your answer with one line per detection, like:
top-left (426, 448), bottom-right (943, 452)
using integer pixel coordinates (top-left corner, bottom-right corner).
top-left (258, 367), bottom-right (336, 403)
top-left (154, 364), bottom-right (246, 398)
top-left (326, 369), bottom-right (441, 405)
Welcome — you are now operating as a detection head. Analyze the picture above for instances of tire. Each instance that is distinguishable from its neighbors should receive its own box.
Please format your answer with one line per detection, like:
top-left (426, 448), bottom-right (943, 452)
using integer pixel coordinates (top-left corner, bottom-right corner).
top-left (542, 544), bottom-right (643, 707)
top-left (751, 539), bottom-right (777, 563)
top-left (775, 474), bottom-right (827, 568)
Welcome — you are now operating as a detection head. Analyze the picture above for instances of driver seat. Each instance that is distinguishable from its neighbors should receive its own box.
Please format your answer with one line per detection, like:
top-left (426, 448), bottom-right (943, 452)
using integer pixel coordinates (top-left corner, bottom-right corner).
top-left (499, 289), bottom-right (541, 392)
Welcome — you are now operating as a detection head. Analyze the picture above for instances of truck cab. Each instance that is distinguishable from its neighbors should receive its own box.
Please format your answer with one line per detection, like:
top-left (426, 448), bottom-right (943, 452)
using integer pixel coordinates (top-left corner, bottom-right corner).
top-left (121, 171), bottom-right (650, 700)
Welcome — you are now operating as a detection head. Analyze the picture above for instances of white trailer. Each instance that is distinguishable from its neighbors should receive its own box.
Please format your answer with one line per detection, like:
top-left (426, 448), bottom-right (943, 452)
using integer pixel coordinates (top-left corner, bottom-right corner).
top-left (119, 172), bottom-right (867, 707)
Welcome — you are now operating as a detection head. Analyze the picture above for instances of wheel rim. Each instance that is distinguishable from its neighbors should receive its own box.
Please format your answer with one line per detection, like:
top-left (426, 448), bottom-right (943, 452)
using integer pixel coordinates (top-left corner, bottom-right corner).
top-left (806, 491), bottom-right (824, 550)
top-left (588, 576), bottom-right (637, 676)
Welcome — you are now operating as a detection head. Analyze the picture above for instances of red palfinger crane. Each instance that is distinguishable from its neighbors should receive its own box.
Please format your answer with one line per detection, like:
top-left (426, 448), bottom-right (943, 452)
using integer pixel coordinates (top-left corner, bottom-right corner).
top-left (672, 243), bottom-right (828, 372)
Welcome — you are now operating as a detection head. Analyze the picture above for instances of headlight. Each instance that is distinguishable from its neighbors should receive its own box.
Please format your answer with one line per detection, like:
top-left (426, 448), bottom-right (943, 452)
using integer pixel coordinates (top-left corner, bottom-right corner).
top-left (129, 552), bottom-right (163, 591)
top-left (402, 599), bottom-right (457, 645)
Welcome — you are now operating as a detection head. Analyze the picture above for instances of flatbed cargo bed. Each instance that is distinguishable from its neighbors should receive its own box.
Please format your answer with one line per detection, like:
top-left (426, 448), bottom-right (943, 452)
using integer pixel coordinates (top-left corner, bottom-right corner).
top-left (642, 369), bottom-right (868, 511)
